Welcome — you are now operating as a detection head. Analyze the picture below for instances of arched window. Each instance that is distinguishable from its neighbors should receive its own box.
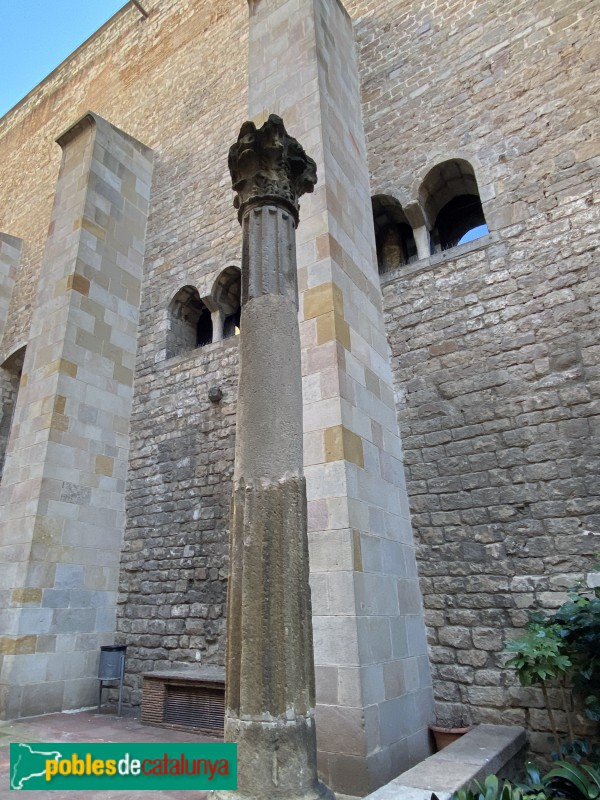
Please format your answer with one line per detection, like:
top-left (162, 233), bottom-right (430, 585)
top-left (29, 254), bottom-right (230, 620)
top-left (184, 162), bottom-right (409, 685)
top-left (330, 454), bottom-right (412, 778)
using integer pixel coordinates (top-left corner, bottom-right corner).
top-left (167, 286), bottom-right (212, 358)
top-left (212, 266), bottom-right (241, 340)
top-left (196, 306), bottom-right (213, 347)
top-left (419, 159), bottom-right (488, 252)
top-left (0, 346), bottom-right (26, 477)
top-left (372, 195), bottom-right (417, 275)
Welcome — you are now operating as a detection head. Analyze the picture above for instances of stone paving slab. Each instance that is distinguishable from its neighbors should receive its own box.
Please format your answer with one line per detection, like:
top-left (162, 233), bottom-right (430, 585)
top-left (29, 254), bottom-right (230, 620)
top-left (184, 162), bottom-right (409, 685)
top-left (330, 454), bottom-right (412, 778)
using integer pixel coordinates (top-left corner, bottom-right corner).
top-left (0, 708), bottom-right (214, 799)
top-left (0, 710), bottom-right (361, 799)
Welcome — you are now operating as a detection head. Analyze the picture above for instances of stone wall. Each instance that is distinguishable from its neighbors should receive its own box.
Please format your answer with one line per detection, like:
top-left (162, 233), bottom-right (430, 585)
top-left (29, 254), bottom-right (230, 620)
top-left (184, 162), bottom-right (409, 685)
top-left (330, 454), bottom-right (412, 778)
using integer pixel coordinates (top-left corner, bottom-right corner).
top-left (0, 0), bottom-right (247, 715)
top-left (0, 0), bottom-right (598, 761)
top-left (0, 0), bottom-right (247, 364)
top-left (0, 113), bottom-right (154, 718)
top-left (0, 348), bottom-right (24, 478)
top-left (245, 0), bottom-right (433, 791)
top-left (348, 0), bottom-right (600, 749)
top-left (117, 338), bottom-right (239, 705)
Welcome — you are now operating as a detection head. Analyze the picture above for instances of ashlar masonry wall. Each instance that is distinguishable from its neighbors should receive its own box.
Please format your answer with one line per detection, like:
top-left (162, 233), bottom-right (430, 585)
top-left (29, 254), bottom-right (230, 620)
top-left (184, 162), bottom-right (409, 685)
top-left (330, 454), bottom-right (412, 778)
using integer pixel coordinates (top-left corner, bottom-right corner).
top-left (0, 0), bottom-right (248, 363)
top-left (246, 0), bottom-right (433, 792)
top-left (0, 113), bottom-right (153, 718)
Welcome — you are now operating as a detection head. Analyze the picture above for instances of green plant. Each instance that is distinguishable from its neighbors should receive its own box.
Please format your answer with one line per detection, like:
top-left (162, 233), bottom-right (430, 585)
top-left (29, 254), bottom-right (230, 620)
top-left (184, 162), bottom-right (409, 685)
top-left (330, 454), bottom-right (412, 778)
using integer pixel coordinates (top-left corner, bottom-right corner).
top-left (504, 560), bottom-right (600, 746)
top-left (557, 740), bottom-right (600, 767)
top-left (544, 761), bottom-right (600, 799)
top-left (432, 774), bottom-right (528, 800)
top-left (552, 579), bottom-right (600, 724)
top-left (504, 622), bottom-right (572, 750)
top-left (435, 759), bottom-right (600, 800)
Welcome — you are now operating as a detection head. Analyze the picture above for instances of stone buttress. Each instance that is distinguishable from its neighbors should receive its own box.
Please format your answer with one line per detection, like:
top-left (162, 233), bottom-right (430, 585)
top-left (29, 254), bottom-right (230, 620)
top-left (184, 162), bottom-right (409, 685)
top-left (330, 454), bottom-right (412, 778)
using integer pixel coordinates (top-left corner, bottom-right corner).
top-left (0, 113), bottom-right (153, 718)
top-left (245, 0), bottom-right (434, 793)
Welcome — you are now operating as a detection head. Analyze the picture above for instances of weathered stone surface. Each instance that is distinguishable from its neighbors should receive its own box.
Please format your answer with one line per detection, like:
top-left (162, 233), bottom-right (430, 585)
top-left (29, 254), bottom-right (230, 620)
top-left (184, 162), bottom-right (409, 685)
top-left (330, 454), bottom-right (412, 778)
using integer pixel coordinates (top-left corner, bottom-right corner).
top-left (222, 476), bottom-right (332, 800)
top-left (117, 340), bottom-right (238, 701)
top-left (226, 476), bottom-right (314, 717)
top-left (0, 0), bottom-right (597, 774)
top-left (220, 114), bottom-right (330, 800)
top-left (372, 0), bottom-right (600, 747)
top-left (229, 114), bottom-right (317, 224)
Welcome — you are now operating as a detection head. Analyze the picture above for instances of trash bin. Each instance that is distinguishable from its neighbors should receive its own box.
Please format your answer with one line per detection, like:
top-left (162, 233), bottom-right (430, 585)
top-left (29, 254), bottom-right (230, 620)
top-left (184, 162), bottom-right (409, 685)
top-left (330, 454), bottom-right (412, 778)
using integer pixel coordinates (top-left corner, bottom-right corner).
top-left (98, 645), bottom-right (127, 715)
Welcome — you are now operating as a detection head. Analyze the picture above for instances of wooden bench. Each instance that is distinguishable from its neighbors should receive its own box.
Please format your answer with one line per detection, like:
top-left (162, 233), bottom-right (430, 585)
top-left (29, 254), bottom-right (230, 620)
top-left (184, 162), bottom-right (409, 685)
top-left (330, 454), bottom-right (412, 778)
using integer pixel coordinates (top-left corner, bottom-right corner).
top-left (141, 667), bottom-right (225, 736)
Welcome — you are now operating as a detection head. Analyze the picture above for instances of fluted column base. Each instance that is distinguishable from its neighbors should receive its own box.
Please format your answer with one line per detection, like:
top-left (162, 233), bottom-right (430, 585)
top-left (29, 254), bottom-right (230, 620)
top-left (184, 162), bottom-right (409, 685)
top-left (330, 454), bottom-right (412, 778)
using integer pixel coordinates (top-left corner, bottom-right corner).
top-left (221, 474), bottom-right (333, 799)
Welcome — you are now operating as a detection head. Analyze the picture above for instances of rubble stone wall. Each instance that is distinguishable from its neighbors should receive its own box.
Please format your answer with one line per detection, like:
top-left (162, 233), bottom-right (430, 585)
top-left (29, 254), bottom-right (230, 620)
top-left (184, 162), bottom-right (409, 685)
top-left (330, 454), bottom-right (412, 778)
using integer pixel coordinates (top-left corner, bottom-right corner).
top-left (118, 338), bottom-right (238, 706)
top-left (349, 0), bottom-right (600, 749)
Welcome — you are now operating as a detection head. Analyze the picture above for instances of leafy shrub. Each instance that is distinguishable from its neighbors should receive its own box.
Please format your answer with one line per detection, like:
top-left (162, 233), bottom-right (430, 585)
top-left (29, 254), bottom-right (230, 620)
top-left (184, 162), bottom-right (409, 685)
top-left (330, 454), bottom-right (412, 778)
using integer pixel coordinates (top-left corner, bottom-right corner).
top-left (552, 581), bottom-right (600, 724)
top-left (434, 759), bottom-right (600, 800)
top-left (504, 623), bottom-right (573, 750)
top-left (558, 740), bottom-right (600, 768)
top-left (504, 562), bottom-right (600, 747)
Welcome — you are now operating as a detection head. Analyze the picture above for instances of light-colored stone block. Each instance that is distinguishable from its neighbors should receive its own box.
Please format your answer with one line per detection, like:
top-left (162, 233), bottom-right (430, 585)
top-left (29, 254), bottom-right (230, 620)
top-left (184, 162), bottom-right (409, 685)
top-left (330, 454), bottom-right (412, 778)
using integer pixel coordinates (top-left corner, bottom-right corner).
top-left (0, 114), bottom-right (153, 720)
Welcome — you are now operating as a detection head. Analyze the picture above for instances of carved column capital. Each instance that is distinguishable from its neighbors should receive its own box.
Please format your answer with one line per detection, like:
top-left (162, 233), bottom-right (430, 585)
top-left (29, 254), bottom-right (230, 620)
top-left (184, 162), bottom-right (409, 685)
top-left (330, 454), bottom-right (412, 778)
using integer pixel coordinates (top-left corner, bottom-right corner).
top-left (228, 114), bottom-right (317, 225)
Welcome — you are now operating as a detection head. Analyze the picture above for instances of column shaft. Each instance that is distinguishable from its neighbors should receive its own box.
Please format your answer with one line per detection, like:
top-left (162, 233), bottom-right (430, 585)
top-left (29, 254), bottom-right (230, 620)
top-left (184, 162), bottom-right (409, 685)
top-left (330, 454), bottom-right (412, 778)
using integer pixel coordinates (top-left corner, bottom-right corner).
top-left (220, 117), bottom-right (331, 800)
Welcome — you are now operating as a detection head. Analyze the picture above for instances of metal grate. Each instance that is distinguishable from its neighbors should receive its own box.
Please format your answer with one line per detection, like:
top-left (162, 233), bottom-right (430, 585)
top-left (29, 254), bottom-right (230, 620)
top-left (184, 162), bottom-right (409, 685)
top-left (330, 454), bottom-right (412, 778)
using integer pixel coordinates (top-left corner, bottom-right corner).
top-left (164, 683), bottom-right (225, 736)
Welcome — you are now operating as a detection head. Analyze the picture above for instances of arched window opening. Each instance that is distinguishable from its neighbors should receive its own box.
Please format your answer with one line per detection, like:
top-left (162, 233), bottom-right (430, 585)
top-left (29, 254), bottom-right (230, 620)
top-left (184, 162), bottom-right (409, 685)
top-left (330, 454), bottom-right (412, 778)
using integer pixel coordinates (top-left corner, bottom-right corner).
top-left (372, 195), bottom-right (417, 275)
top-left (167, 286), bottom-right (212, 358)
top-left (0, 346), bottom-right (26, 478)
top-left (436, 195), bottom-right (488, 249)
top-left (457, 224), bottom-right (489, 246)
top-left (419, 159), bottom-right (488, 252)
top-left (212, 266), bottom-right (241, 340)
top-left (223, 308), bottom-right (241, 339)
top-left (196, 306), bottom-right (213, 347)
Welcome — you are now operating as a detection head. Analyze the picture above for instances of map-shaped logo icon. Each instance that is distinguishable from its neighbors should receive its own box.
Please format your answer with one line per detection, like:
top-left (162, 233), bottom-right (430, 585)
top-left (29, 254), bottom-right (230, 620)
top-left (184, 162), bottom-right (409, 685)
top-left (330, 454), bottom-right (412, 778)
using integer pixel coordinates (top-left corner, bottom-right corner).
top-left (10, 743), bottom-right (63, 790)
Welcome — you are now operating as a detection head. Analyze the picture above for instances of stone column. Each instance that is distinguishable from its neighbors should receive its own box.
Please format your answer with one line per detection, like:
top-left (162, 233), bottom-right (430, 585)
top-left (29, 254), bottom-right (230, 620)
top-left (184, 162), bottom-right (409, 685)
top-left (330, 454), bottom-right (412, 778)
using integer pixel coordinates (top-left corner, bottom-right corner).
top-left (211, 309), bottom-right (225, 342)
top-left (218, 115), bottom-right (332, 800)
top-left (404, 203), bottom-right (431, 261)
top-left (413, 226), bottom-right (432, 260)
top-left (0, 113), bottom-right (153, 719)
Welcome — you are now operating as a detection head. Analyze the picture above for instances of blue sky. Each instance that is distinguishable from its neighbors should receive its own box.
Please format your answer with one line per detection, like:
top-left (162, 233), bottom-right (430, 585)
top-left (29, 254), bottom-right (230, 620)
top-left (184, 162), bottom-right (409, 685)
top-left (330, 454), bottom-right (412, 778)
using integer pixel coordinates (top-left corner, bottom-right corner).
top-left (1, 0), bottom-right (126, 118)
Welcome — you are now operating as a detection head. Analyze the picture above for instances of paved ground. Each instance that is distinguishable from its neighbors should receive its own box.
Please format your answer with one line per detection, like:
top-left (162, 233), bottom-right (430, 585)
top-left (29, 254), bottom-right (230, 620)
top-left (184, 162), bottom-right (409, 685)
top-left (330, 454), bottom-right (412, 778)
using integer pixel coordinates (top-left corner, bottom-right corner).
top-left (0, 707), bottom-right (215, 799)
top-left (0, 709), bottom-right (360, 799)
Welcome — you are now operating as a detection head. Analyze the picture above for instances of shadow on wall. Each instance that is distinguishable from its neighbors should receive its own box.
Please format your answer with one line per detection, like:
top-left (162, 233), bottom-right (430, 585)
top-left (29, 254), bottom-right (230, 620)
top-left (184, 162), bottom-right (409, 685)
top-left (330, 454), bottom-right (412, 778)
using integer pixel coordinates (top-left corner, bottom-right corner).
top-left (0, 345), bottom-right (26, 478)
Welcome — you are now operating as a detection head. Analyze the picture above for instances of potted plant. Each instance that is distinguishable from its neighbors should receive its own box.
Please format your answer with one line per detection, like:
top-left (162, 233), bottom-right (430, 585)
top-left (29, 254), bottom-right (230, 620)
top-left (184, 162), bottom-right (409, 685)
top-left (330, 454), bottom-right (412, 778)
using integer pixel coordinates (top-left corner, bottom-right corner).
top-left (429, 714), bottom-right (472, 751)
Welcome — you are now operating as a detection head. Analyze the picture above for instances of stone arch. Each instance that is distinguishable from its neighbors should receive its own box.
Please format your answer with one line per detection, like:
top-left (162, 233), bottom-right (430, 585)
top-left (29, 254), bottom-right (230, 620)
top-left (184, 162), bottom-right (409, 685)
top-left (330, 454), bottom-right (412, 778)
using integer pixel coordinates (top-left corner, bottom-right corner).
top-left (0, 345), bottom-right (26, 478)
top-left (369, 183), bottom-right (412, 210)
top-left (372, 195), bottom-right (418, 274)
top-left (166, 285), bottom-right (213, 358)
top-left (211, 266), bottom-right (241, 341)
top-left (418, 158), bottom-right (488, 251)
